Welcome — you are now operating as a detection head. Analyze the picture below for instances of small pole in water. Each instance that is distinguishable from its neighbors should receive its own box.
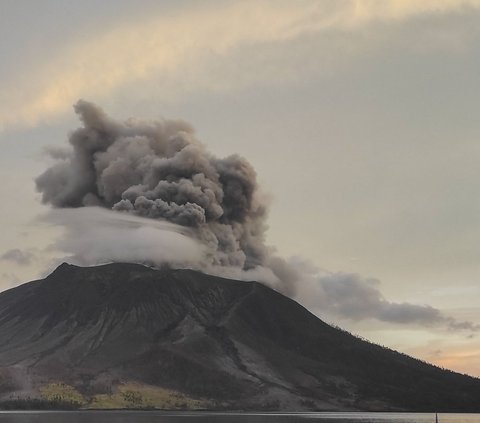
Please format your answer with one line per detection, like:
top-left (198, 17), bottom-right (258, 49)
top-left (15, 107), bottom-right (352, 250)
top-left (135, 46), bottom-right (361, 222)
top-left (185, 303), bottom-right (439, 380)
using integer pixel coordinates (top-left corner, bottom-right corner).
top-left (435, 412), bottom-right (438, 423)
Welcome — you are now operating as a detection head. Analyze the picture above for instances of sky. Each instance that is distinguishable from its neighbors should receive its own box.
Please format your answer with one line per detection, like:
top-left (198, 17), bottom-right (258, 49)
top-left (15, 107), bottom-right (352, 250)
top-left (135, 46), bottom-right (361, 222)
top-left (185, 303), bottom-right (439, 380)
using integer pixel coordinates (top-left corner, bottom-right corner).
top-left (2, 0), bottom-right (480, 376)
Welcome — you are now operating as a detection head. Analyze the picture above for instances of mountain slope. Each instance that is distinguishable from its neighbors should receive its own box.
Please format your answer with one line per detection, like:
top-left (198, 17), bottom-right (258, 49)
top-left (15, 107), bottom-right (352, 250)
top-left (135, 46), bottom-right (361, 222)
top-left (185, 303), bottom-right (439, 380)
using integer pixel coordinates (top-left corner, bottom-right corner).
top-left (0, 262), bottom-right (478, 411)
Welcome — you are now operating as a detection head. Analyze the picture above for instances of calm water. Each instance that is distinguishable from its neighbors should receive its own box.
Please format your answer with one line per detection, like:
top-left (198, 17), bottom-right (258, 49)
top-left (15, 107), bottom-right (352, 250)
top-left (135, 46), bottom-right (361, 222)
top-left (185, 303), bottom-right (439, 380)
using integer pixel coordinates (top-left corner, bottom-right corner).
top-left (0, 412), bottom-right (478, 423)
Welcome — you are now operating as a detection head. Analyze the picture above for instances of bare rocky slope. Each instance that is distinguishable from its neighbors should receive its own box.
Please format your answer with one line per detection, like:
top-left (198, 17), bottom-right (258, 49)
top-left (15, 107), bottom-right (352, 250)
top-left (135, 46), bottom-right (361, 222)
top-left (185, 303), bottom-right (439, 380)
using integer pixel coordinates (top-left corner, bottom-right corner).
top-left (0, 262), bottom-right (479, 411)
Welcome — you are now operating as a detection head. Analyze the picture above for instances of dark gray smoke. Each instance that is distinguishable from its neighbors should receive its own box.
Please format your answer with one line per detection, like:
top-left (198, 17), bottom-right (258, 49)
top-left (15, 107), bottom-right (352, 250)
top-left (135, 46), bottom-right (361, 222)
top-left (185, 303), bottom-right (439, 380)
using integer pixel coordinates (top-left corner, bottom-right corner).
top-left (36, 100), bottom-right (268, 271)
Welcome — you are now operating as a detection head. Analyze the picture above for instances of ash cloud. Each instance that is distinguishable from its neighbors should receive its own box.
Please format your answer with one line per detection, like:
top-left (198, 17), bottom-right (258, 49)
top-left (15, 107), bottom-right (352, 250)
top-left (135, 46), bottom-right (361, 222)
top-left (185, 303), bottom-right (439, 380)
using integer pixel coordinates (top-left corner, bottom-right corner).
top-left (288, 259), bottom-right (480, 331)
top-left (36, 100), bottom-right (268, 271)
top-left (35, 101), bottom-right (478, 333)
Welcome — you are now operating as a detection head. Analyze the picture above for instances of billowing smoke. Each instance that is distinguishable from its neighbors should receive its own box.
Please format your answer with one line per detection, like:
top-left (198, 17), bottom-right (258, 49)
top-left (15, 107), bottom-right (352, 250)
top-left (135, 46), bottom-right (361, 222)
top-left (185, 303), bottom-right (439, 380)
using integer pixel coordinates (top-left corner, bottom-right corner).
top-left (36, 100), bottom-right (269, 272)
top-left (36, 101), bottom-right (478, 332)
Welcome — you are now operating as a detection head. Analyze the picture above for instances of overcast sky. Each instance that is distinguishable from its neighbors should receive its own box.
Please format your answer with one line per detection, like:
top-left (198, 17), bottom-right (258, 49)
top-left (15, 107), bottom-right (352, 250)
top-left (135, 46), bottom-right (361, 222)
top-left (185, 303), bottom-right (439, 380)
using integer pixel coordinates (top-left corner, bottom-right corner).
top-left (2, 0), bottom-right (480, 376)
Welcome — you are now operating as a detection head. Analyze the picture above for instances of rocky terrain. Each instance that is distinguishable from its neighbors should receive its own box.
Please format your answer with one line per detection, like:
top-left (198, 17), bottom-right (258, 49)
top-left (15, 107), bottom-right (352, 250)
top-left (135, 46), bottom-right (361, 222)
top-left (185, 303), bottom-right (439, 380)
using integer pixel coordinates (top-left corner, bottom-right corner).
top-left (0, 262), bottom-right (479, 411)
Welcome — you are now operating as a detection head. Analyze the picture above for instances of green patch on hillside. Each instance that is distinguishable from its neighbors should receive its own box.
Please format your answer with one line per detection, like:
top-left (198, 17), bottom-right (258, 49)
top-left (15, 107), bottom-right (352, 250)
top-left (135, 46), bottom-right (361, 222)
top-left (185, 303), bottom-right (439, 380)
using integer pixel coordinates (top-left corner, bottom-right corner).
top-left (90, 383), bottom-right (207, 409)
top-left (40, 382), bottom-right (86, 406)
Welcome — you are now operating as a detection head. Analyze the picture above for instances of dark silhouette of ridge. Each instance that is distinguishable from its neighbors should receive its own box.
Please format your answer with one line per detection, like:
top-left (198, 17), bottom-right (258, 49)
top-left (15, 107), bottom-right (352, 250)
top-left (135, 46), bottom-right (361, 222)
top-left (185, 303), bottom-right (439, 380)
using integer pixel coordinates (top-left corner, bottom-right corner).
top-left (0, 262), bottom-right (478, 411)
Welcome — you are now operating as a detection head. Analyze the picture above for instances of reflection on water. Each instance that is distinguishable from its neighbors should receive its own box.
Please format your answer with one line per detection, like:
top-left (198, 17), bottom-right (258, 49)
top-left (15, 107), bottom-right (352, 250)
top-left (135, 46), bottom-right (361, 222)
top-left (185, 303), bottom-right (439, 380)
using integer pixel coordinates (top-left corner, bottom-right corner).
top-left (0, 412), bottom-right (478, 423)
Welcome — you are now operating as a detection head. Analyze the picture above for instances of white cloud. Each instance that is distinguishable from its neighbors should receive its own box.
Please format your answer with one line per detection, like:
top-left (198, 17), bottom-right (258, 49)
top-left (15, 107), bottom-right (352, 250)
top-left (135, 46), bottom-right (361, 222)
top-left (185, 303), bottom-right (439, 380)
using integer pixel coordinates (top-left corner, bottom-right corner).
top-left (40, 207), bottom-right (205, 268)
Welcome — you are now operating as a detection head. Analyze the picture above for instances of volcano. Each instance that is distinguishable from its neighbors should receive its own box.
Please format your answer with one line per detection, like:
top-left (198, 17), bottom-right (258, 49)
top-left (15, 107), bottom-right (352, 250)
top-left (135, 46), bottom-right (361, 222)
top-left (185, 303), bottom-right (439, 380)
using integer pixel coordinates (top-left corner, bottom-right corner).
top-left (0, 262), bottom-right (478, 411)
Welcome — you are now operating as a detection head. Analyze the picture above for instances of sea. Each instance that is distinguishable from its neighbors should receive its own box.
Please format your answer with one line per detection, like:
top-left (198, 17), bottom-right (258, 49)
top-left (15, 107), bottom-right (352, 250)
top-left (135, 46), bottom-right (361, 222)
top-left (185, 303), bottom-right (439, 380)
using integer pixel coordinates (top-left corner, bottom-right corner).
top-left (0, 412), bottom-right (478, 423)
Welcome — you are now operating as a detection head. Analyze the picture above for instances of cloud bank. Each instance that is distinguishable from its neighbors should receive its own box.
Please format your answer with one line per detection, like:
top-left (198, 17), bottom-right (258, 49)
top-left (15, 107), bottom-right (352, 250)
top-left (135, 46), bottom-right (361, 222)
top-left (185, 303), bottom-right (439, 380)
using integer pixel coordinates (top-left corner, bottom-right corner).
top-left (3, 0), bottom-right (480, 129)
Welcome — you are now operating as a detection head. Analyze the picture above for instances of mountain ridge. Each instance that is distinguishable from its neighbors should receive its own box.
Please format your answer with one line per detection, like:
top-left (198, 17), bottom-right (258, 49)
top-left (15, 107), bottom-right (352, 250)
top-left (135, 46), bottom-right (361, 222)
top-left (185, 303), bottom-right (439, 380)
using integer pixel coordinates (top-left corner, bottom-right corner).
top-left (0, 262), bottom-right (478, 411)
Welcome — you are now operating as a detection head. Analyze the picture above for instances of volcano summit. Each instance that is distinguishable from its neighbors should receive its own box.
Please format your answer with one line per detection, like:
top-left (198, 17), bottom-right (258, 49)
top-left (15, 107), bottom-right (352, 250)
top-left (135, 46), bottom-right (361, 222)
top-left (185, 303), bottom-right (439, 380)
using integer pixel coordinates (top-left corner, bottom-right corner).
top-left (0, 263), bottom-right (479, 411)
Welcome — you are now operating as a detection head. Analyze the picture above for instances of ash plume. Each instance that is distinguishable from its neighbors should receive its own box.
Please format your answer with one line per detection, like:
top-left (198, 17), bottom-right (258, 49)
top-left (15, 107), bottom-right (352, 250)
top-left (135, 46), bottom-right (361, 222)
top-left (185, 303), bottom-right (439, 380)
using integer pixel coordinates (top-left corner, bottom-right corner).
top-left (36, 101), bottom-right (479, 333)
top-left (36, 100), bottom-right (269, 272)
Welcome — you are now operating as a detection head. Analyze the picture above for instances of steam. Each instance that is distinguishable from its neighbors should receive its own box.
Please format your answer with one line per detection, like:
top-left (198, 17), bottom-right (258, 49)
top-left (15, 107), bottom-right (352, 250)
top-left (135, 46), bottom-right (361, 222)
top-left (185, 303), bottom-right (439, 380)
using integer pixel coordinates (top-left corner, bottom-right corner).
top-left (35, 101), bottom-right (478, 332)
top-left (42, 207), bottom-right (205, 268)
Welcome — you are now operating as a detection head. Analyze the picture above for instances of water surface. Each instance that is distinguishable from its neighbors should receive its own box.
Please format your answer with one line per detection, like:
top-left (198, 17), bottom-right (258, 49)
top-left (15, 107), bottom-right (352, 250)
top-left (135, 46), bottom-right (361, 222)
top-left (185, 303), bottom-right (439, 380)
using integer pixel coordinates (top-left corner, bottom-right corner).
top-left (0, 412), bottom-right (478, 423)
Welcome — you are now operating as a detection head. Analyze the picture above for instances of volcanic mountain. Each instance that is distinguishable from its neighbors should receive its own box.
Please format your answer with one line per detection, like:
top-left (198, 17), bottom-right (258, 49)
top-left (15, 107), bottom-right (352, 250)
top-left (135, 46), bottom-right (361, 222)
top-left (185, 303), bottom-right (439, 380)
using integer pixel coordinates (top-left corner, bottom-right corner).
top-left (0, 262), bottom-right (478, 411)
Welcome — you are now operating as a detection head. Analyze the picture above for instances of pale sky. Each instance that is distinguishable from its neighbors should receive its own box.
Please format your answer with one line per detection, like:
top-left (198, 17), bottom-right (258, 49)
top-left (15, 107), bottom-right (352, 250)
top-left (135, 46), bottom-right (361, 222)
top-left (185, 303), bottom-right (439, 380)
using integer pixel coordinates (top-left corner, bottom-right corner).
top-left (2, 0), bottom-right (480, 375)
